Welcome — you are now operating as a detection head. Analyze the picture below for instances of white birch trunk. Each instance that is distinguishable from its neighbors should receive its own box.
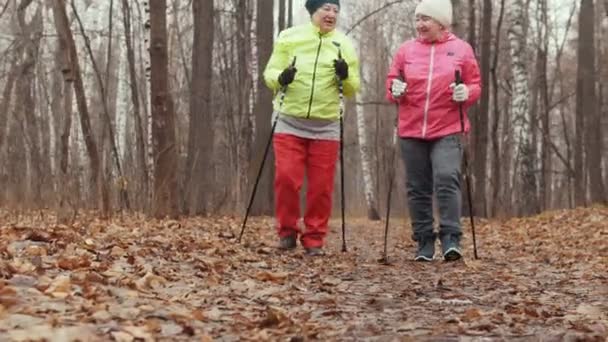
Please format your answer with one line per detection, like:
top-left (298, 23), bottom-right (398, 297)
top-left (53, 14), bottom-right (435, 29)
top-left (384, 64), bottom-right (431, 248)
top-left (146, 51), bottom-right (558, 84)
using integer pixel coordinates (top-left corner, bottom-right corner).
top-left (508, 0), bottom-right (536, 214)
top-left (355, 101), bottom-right (380, 220)
top-left (116, 47), bottom-right (128, 160)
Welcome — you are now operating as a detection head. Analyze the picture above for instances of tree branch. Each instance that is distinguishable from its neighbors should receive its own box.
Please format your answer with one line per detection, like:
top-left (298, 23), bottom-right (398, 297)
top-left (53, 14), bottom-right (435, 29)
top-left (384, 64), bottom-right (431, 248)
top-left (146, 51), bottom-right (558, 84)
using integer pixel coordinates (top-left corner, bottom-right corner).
top-left (0, 0), bottom-right (9, 20)
top-left (346, 0), bottom-right (405, 36)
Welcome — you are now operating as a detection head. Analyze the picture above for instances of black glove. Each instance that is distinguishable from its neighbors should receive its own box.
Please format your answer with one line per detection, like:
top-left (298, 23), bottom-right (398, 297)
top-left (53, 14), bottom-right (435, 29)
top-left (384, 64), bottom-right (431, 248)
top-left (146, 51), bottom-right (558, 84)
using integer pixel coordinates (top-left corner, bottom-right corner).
top-left (278, 66), bottom-right (297, 87)
top-left (334, 58), bottom-right (349, 81)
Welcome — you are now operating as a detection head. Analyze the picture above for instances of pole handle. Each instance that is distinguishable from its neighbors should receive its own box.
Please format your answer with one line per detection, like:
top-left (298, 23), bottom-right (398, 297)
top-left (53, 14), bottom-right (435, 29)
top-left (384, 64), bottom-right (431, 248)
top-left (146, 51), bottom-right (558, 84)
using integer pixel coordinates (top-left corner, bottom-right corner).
top-left (455, 70), bottom-right (462, 85)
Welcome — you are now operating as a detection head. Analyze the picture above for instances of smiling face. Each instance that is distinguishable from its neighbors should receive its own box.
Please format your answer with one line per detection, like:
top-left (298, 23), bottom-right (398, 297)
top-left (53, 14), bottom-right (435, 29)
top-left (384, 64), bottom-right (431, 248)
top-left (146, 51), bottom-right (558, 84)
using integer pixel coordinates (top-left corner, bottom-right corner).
top-left (415, 14), bottom-right (445, 42)
top-left (311, 3), bottom-right (340, 34)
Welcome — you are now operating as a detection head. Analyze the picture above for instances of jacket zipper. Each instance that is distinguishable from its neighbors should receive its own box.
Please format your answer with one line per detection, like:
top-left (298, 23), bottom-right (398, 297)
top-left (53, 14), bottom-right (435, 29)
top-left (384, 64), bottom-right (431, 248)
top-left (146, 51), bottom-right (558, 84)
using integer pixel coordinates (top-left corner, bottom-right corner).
top-left (306, 34), bottom-right (323, 118)
top-left (422, 44), bottom-right (435, 138)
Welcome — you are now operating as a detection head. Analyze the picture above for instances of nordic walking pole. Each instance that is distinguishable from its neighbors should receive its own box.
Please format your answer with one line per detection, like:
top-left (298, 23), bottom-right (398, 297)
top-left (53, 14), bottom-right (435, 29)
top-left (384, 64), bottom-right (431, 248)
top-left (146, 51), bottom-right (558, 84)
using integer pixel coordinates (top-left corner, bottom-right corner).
top-left (455, 70), bottom-right (479, 259)
top-left (381, 70), bottom-right (404, 265)
top-left (238, 57), bottom-right (296, 243)
top-left (336, 47), bottom-right (347, 253)
top-left (331, 41), bottom-right (347, 252)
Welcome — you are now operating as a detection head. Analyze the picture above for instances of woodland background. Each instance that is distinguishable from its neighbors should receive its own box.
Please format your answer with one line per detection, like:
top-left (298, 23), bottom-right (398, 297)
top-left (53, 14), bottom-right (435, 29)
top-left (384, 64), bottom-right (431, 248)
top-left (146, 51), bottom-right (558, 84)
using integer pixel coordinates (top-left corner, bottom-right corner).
top-left (0, 1), bottom-right (606, 340)
top-left (0, 0), bottom-right (606, 221)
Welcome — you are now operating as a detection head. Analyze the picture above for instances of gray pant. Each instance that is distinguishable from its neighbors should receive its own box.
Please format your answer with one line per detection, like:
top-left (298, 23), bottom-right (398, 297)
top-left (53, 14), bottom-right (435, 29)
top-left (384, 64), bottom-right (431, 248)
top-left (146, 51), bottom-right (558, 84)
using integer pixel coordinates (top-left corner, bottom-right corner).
top-left (399, 134), bottom-right (462, 242)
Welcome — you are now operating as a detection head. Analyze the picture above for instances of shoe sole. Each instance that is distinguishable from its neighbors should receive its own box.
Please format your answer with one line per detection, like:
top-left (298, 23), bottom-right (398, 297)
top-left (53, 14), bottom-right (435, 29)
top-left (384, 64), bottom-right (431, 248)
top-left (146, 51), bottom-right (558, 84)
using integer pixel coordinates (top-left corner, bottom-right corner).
top-left (278, 236), bottom-right (297, 250)
top-left (443, 248), bottom-right (462, 261)
top-left (414, 255), bottom-right (433, 262)
top-left (305, 248), bottom-right (325, 256)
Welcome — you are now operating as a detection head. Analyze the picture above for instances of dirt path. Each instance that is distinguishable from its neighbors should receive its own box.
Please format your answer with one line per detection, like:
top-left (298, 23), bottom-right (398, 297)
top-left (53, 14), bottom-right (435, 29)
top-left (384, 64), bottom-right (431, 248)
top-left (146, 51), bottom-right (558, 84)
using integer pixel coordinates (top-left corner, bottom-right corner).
top-left (0, 208), bottom-right (606, 341)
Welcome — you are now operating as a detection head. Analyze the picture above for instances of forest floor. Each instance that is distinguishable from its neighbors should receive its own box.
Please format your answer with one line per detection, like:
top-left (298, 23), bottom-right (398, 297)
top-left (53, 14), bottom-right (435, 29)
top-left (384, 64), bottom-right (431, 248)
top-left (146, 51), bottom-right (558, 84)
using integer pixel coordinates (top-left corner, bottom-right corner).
top-left (0, 206), bottom-right (606, 341)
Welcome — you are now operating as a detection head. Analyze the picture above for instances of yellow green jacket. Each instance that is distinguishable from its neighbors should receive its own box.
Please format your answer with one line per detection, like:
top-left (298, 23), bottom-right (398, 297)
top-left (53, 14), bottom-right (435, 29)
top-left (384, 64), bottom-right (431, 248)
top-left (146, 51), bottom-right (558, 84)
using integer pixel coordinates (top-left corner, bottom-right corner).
top-left (263, 22), bottom-right (361, 121)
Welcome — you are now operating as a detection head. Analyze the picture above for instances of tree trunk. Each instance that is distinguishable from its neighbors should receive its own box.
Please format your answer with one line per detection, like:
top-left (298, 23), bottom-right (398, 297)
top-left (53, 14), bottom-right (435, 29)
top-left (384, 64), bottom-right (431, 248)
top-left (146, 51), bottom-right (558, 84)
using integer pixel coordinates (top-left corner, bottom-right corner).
top-left (490, 0), bottom-right (505, 217)
top-left (451, 0), bottom-right (466, 38)
top-left (71, 1), bottom-right (130, 211)
top-left (235, 0), bottom-right (253, 210)
top-left (250, 0), bottom-right (274, 216)
top-left (15, 1), bottom-right (45, 206)
top-left (149, 0), bottom-right (178, 218)
top-left (577, 0), bottom-right (605, 204)
top-left (51, 0), bottom-right (104, 212)
top-left (471, 0), bottom-right (490, 217)
top-left (186, 0), bottom-right (215, 215)
top-left (508, 0), bottom-right (536, 216)
top-left (278, 0), bottom-right (285, 32)
top-left (356, 102), bottom-right (380, 220)
top-left (287, 0), bottom-right (293, 27)
top-left (538, 0), bottom-right (552, 210)
top-left (121, 0), bottom-right (149, 209)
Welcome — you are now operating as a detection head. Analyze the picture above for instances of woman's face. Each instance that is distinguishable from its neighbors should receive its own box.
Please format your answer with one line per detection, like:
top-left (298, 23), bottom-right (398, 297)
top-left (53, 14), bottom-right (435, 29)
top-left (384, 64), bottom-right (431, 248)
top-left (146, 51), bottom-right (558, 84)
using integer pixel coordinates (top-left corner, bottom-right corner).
top-left (415, 14), bottom-right (445, 41)
top-left (311, 4), bottom-right (340, 33)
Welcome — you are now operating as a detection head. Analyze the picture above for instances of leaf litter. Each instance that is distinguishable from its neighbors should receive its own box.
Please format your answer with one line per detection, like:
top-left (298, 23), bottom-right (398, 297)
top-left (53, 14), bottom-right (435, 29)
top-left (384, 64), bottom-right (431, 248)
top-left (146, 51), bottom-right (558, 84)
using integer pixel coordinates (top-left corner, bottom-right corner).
top-left (0, 207), bottom-right (606, 340)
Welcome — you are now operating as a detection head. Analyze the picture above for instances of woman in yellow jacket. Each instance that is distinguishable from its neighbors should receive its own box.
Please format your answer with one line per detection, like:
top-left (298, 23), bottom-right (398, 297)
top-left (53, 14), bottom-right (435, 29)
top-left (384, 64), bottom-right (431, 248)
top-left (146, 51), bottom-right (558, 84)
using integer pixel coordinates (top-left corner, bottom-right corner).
top-left (263, 0), bottom-right (360, 256)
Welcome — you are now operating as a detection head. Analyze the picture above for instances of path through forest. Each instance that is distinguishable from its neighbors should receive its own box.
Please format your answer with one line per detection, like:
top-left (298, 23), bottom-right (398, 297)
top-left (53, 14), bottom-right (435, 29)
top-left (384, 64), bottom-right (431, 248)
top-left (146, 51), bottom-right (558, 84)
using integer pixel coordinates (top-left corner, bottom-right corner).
top-left (0, 207), bottom-right (606, 341)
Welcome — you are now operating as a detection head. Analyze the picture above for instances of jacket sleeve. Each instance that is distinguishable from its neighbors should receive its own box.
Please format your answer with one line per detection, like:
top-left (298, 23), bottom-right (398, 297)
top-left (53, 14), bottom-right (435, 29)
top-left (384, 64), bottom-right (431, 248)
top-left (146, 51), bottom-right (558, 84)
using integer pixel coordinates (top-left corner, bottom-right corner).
top-left (263, 31), bottom-right (290, 92)
top-left (461, 42), bottom-right (482, 108)
top-left (341, 37), bottom-right (360, 97)
top-left (385, 45), bottom-right (405, 103)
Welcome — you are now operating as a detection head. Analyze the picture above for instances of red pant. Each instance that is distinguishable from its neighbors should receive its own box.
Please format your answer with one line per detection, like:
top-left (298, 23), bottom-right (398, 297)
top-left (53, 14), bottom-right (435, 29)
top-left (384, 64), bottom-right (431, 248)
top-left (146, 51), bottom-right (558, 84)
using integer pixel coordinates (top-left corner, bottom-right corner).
top-left (273, 134), bottom-right (339, 248)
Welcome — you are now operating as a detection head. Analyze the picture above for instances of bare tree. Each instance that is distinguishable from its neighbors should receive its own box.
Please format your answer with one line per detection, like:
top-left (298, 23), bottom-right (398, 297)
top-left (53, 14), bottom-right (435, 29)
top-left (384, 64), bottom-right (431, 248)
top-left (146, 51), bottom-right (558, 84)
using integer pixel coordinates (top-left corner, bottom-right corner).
top-left (472, 0), bottom-right (491, 217)
top-left (185, 0), bottom-right (215, 215)
top-left (508, 0), bottom-right (537, 216)
top-left (71, 1), bottom-right (130, 211)
top-left (577, 0), bottom-right (605, 204)
top-left (121, 0), bottom-right (149, 208)
top-left (51, 0), bottom-right (106, 213)
top-left (149, 0), bottom-right (178, 217)
top-left (250, 0), bottom-right (274, 215)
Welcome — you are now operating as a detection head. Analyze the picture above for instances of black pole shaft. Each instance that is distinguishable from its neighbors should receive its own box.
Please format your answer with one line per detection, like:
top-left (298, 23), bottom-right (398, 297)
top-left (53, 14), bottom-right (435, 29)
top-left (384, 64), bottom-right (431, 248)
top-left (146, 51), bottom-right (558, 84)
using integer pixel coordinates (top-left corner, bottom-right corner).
top-left (238, 117), bottom-right (279, 243)
top-left (339, 81), bottom-right (347, 252)
top-left (383, 161), bottom-right (395, 260)
top-left (462, 151), bottom-right (478, 259)
top-left (455, 70), bottom-right (479, 259)
top-left (383, 124), bottom-right (398, 262)
top-left (238, 58), bottom-right (296, 243)
top-left (383, 72), bottom-right (404, 262)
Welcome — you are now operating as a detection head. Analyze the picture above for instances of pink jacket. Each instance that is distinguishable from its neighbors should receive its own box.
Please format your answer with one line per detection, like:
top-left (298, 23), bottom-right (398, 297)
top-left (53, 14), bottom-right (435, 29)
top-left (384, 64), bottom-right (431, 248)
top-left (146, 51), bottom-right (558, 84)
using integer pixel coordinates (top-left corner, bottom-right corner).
top-left (386, 32), bottom-right (481, 140)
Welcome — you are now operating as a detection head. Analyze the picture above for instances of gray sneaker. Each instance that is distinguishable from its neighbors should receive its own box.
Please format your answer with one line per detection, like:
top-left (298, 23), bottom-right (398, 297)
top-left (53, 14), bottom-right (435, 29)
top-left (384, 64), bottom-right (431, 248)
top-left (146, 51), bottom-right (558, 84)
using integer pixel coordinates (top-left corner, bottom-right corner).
top-left (441, 234), bottom-right (462, 261)
top-left (304, 247), bottom-right (325, 256)
top-left (414, 237), bottom-right (436, 262)
top-left (278, 235), bottom-right (297, 250)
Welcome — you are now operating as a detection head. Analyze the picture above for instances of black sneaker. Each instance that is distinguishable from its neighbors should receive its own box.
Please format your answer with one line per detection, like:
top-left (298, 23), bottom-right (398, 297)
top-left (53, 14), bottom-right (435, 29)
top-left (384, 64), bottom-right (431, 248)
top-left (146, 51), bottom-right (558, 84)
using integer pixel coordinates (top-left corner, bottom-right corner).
top-left (304, 247), bottom-right (325, 256)
top-left (414, 237), bottom-right (435, 262)
top-left (441, 234), bottom-right (462, 261)
top-left (278, 235), bottom-right (297, 250)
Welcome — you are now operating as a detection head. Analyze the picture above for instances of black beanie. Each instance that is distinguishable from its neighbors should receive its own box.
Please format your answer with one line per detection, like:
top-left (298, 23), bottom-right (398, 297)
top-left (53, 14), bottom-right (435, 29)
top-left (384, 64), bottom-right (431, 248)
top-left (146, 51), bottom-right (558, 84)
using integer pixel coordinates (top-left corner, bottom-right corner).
top-left (305, 0), bottom-right (340, 15)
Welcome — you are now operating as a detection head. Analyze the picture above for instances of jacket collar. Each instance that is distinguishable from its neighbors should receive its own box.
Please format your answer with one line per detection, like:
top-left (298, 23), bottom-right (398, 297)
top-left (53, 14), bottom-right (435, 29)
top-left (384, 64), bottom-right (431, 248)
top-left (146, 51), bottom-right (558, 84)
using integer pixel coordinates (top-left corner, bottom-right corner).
top-left (416, 30), bottom-right (454, 44)
top-left (309, 21), bottom-right (336, 37)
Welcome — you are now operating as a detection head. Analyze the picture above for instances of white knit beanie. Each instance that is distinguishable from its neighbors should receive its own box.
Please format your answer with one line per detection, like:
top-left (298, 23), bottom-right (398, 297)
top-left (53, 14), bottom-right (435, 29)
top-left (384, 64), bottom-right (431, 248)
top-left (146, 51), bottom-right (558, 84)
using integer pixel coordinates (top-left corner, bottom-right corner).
top-left (415, 0), bottom-right (453, 27)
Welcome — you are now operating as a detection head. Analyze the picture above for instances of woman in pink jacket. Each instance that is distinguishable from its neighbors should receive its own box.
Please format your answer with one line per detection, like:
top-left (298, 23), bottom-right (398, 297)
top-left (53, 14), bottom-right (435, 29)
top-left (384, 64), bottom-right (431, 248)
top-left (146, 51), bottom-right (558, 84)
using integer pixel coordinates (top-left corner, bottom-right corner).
top-left (386, 0), bottom-right (481, 262)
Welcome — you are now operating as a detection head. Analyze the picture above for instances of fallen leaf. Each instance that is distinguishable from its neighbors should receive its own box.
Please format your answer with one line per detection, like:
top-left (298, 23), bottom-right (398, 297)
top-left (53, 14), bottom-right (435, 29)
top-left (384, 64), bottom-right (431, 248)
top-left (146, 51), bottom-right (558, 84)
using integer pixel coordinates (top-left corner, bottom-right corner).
top-left (322, 277), bottom-right (342, 286)
top-left (461, 308), bottom-right (483, 322)
top-left (57, 255), bottom-right (91, 270)
top-left (255, 271), bottom-right (289, 283)
top-left (134, 272), bottom-right (167, 292)
top-left (259, 306), bottom-right (290, 328)
top-left (44, 275), bottom-right (71, 298)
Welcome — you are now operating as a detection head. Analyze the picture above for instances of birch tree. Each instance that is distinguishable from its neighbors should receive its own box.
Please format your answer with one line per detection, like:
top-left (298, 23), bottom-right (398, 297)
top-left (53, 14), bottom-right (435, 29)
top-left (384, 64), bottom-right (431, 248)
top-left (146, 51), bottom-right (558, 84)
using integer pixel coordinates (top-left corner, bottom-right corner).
top-left (508, 0), bottom-right (537, 215)
top-left (250, 0), bottom-right (274, 215)
top-left (356, 102), bottom-right (380, 220)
